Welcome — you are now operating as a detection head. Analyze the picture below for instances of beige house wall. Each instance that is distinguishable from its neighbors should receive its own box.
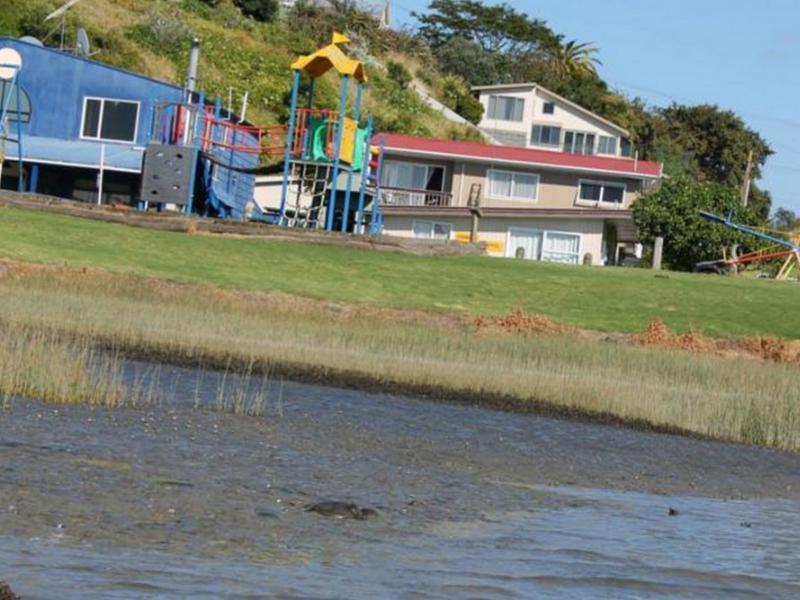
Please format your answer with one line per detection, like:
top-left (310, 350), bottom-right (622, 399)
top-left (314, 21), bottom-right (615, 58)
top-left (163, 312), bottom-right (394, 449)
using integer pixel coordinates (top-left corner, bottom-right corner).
top-left (382, 214), bottom-right (608, 265)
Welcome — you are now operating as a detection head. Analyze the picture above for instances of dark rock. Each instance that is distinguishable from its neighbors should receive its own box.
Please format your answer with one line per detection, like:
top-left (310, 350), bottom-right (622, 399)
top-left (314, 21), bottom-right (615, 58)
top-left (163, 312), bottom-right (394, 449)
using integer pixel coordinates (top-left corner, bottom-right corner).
top-left (305, 501), bottom-right (378, 520)
top-left (740, 521), bottom-right (752, 528)
top-left (0, 581), bottom-right (19, 600)
top-left (668, 507), bottom-right (679, 516)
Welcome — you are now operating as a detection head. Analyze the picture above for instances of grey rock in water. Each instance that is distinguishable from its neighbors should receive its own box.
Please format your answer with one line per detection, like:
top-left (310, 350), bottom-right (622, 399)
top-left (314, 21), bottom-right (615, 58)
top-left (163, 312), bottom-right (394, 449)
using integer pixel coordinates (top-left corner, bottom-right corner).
top-left (668, 507), bottom-right (679, 516)
top-left (305, 501), bottom-right (378, 520)
top-left (0, 581), bottom-right (19, 600)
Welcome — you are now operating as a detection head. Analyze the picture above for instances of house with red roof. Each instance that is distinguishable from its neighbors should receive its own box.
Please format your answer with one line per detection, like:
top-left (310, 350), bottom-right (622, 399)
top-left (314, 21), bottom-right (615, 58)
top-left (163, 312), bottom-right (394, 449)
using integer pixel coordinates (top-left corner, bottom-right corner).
top-left (373, 83), bottom-right (663, 266)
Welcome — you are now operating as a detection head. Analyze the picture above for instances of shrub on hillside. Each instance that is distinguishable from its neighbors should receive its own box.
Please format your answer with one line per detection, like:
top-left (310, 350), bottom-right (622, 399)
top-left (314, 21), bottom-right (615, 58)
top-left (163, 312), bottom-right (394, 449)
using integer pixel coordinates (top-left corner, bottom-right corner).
top-left (387, 61), bottom-right (412, 89)
top-left (234, 0), bottom-right (280, 22)
top-left (441, 75), bottom-right (483, 124)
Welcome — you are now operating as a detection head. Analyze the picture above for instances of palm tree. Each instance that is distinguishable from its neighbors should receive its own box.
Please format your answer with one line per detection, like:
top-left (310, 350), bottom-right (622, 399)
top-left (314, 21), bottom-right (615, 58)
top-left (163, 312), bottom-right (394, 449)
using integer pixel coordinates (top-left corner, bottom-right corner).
top-left (543, 39), bottom-right (602, 79)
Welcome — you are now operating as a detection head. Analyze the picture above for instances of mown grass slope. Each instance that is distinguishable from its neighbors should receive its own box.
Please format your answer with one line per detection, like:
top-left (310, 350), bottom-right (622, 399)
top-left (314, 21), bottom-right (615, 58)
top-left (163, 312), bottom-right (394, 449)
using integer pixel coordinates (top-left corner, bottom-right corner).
top-left (0, 206), bottom-right (797, 338)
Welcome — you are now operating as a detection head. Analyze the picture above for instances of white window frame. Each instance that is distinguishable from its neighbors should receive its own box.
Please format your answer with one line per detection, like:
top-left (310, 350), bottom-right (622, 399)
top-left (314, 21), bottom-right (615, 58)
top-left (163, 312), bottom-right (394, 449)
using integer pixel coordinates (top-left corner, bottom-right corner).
top-left (576, 179), bottom-right (627, 208)
top-left (542, 101), bottom-right (556, 115)
top-left (486, 168), bottom-right (539, 202)
top-left (504, 226), bottom-right (582, 265)
top-left (563, 129), bottom-right (597, 155)
top-left (486, 94), bottom-right (525, 122)
top-left (80, 96), bottom-right (141, 144)
top-left (597, 135), bottom-right (618, 156)
top-left (412, 219), bottom-right (452, 241)
top-left (382, 160), bottom-right (447, 206)
top-left (530, 123), bottom-right (562, 148)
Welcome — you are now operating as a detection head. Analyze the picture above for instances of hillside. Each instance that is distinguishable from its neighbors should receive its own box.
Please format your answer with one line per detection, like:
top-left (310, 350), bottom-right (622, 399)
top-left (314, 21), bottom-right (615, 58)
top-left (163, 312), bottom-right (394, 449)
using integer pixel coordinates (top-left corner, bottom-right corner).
top-left (0, 0), bottom-right (480, 140)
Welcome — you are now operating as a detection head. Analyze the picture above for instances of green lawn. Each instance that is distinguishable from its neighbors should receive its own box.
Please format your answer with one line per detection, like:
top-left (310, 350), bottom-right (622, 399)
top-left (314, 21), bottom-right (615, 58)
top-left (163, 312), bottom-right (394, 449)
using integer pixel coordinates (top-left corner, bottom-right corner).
top-left (0, 207), bottom-right (797, 338)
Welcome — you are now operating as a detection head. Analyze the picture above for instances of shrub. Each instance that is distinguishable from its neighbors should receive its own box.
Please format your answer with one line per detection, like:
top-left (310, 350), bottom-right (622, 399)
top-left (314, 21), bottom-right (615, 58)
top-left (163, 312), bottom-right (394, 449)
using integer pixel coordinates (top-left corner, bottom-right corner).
top-left (441, 74), bottom-right (484, 124)
top-left (387, 60), bottom-right (412, 89)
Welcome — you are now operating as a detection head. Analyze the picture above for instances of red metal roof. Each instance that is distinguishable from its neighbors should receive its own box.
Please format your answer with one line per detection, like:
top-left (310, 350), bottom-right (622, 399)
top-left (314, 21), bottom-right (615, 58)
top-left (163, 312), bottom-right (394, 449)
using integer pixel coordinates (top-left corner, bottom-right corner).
top-left (373, 133), bottom-right (662, 178)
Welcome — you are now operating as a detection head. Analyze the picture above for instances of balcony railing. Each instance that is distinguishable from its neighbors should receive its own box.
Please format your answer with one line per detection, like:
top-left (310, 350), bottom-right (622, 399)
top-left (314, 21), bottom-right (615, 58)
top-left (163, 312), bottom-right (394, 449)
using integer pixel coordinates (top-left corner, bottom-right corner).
top-left (379, 186), bottom-right (453, 207)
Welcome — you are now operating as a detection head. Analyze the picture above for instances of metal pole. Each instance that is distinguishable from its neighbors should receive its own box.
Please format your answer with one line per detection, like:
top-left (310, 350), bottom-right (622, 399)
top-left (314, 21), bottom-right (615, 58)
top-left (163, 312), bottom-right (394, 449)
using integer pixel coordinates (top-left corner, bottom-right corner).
top-left (186, 92), bottom-right (205, 215)
top-left (326, 75), bottom-right (350, 232)
top-left (14, 75), bottom-right (23, 193)
top-left (369, 138), bottom-right (385, 236)
top-left (340, 81), bottom-right (363, 233)
top-left (97, 142), bottom-right (105, 205)
top-left (355, 116), bottom-right (374, 235)
top-left (186, 38), bottom-right (201, 97)
top-left (279, 70), bottom-right (302, 224)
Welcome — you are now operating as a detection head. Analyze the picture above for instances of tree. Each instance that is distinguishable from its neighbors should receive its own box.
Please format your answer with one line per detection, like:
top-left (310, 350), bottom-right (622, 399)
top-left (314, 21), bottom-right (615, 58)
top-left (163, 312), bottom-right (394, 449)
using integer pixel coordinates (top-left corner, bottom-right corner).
top-left (542, 38), bottom-right (601, 78)
top-left (432, 36), bottom-right (500, 86)
top-left (633, 176), bottom-right (765, 270)
top-left (657, 104), bottom-right (772, 187)
top-left (771, 207), bottom-right (798, 231)
top-left (414, 0), bottom-right (556, 55)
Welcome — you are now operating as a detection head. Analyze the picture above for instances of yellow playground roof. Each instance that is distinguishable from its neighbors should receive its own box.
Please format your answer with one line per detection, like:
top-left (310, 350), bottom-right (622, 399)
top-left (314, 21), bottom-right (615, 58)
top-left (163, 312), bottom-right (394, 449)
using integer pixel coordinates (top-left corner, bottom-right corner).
top-left (291, 33), bottom-right (367, 83)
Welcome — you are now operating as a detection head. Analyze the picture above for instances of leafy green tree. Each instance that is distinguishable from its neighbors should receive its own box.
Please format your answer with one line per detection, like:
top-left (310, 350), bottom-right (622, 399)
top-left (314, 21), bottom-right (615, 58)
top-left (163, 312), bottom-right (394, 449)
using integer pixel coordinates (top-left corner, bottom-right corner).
top-left (770, 207), bottom-right (798, 231)
top-left (633, 176), bottom-right (765, 270)
top-left (656, 104), bottom-right (772, 187)
top-left (441, 74), bottom-right (484, 124)
top-left (432, 36), bottom-right (501, 86)
top-left (414, 0), bottom-right (556, 54)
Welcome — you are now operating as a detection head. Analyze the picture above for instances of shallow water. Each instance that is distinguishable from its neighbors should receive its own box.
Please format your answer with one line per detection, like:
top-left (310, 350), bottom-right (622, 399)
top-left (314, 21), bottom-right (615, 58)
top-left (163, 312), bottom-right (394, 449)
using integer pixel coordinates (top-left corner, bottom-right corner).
top-left (1, 362), bottom-right (799, 598)
top-left (4, 487), bottom-right (799, 599)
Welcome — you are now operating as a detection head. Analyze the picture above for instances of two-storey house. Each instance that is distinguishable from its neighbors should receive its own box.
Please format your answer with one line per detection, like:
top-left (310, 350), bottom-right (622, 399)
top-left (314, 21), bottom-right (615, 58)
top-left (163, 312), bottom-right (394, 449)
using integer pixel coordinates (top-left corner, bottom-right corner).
top-left (374, 84), bottom-right (662, 266)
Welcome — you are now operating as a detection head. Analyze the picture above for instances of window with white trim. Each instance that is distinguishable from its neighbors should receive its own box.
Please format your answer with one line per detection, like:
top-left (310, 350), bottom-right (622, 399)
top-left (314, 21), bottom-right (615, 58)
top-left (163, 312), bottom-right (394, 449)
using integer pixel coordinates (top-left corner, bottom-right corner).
top-left (578, 180), bottom-right (626, 205)
top-left (487, 95), bottom-right (525, 121)
top-left (541, 231), bottom-right (581, 264)
top-left (488, 169), bottom-right (539, 201)
top-left (531, 125), bottom-right (561, 148)
top-left (597, 135), bottom-right (617, 155)
top-left (413, 220), bottom-right (452, 241)
top-left (381, 160), bottom-right (445, 206)
top-left (563, 130), bottom-right (596, 155)
top-left (81, 97), bottom-right (140, 143)
top-left (542, 101), bottom-right (555, 114)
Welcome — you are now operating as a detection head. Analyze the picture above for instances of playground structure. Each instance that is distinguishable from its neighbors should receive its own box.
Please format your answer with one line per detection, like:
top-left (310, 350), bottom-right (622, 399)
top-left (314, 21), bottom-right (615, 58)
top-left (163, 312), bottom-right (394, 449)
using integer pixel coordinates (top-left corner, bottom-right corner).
top-left (140, 33), bottom-right (385, 233)
top-left (699, 210), bottom-right (800, 280)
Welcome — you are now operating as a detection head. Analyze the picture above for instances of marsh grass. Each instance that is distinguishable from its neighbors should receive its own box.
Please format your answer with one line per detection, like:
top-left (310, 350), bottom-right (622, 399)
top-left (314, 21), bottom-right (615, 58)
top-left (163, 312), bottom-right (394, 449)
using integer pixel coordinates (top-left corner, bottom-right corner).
top-left (0, 266), bottom-right (798, 450)
top-left (0, 328), bottom-right (131, 408)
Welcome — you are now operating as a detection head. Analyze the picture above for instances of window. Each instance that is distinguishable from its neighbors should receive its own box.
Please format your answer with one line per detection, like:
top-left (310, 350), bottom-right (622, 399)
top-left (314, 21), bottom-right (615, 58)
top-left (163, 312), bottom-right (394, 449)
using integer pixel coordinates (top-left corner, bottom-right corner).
top-left (488, 169), bottom-right (538, 201)
top-left (620, 138), bottom-right (632, 157)
top-left (487, 95), bottom-right (525, 121)
top-left (597, 135), bottom-right (617, 155)
top-left (0, 81), bottom-right (31, 123)
top-left (531, 125), bottom-right (561, 148)
top-left (506, 226), bottom-right (581, 264)
top-left (541, 231), bottom-right (581, 264)
top-left (413, 220), bottom-right (452, 241)
top-left (381, 160), bottom-right (445, 206)
top-left (563, 130), bottom-right (596, 155)
top-left (81, 97), bottom-right (140, 143)
top-left (578, 180), bottom-right (626, 206)
top-left (542, 101), bottom-right (555, 114)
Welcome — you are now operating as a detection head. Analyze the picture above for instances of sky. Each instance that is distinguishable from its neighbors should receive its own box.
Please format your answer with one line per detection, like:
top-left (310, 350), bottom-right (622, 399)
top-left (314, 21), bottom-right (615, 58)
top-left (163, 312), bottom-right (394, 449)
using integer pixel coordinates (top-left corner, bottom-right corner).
top-left (390, 0), bottom-right (800, 214)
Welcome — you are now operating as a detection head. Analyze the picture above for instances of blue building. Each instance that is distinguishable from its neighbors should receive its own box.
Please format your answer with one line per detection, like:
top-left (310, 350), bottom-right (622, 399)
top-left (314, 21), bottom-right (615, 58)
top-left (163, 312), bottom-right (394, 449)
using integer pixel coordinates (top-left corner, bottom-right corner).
top-left (0, 36), bottom-right (256, 214)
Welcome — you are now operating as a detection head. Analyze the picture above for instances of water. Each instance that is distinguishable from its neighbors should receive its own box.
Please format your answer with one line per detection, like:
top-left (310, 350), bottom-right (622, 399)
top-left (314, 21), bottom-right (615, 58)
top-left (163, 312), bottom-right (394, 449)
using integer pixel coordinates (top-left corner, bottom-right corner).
top-left (3, 488), bottom-right (799, 599)
top-left (1, 362), bottom-right (799, 598)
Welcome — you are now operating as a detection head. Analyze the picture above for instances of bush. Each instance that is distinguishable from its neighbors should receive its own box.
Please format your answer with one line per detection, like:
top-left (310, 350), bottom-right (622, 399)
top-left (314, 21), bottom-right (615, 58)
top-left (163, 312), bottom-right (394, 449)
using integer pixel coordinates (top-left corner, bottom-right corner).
top-left (387, 60), bottom-right (412, 89)
top-left (234, 0), bottom-right (280, 22)
top-left (441, 74), bottom-right (484, 124)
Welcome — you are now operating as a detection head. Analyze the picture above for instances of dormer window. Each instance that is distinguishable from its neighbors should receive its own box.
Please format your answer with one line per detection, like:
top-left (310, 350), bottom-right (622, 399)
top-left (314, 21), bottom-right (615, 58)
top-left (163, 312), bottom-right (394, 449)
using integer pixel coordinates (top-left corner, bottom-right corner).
top-left (542, 101), bottom-right (555, 115)
top-left (487, 95), bottom-right (524, 122)
top-left (531, 125), bottom-right (561, 148)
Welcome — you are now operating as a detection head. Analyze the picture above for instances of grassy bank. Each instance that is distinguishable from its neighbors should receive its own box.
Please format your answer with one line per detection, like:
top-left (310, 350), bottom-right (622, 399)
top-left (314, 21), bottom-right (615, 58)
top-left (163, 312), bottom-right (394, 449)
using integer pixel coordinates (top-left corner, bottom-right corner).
top-left (0, 206), bottom-right (798, 338)
top-left (1, 263), bottom-right (798, 451)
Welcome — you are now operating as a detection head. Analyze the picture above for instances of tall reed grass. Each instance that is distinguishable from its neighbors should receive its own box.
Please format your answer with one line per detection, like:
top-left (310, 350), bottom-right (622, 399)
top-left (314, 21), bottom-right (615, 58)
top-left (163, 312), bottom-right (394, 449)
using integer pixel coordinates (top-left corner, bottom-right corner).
top-left (1, 265), bottom-right (798, 450)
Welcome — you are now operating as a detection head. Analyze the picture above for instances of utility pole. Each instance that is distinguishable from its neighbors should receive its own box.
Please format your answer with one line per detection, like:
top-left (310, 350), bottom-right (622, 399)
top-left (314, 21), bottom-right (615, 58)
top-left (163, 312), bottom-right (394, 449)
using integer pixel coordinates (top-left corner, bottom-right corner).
top-left (741, 148), bottom-right (753, 207)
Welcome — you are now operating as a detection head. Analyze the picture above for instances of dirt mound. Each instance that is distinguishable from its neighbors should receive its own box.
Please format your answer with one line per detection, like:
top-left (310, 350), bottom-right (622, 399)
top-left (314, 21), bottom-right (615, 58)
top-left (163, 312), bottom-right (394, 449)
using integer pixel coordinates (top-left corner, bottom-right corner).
top-left (636, 319), bottom-right (800, 365)
top-left (475, 309), bottom-right (566, 334)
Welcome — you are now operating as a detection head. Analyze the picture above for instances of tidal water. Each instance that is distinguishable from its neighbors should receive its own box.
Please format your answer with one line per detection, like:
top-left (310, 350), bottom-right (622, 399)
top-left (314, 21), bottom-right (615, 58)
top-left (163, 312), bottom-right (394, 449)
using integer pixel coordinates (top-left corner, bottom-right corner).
top-left (1, 362), bottom-right (799, 598)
